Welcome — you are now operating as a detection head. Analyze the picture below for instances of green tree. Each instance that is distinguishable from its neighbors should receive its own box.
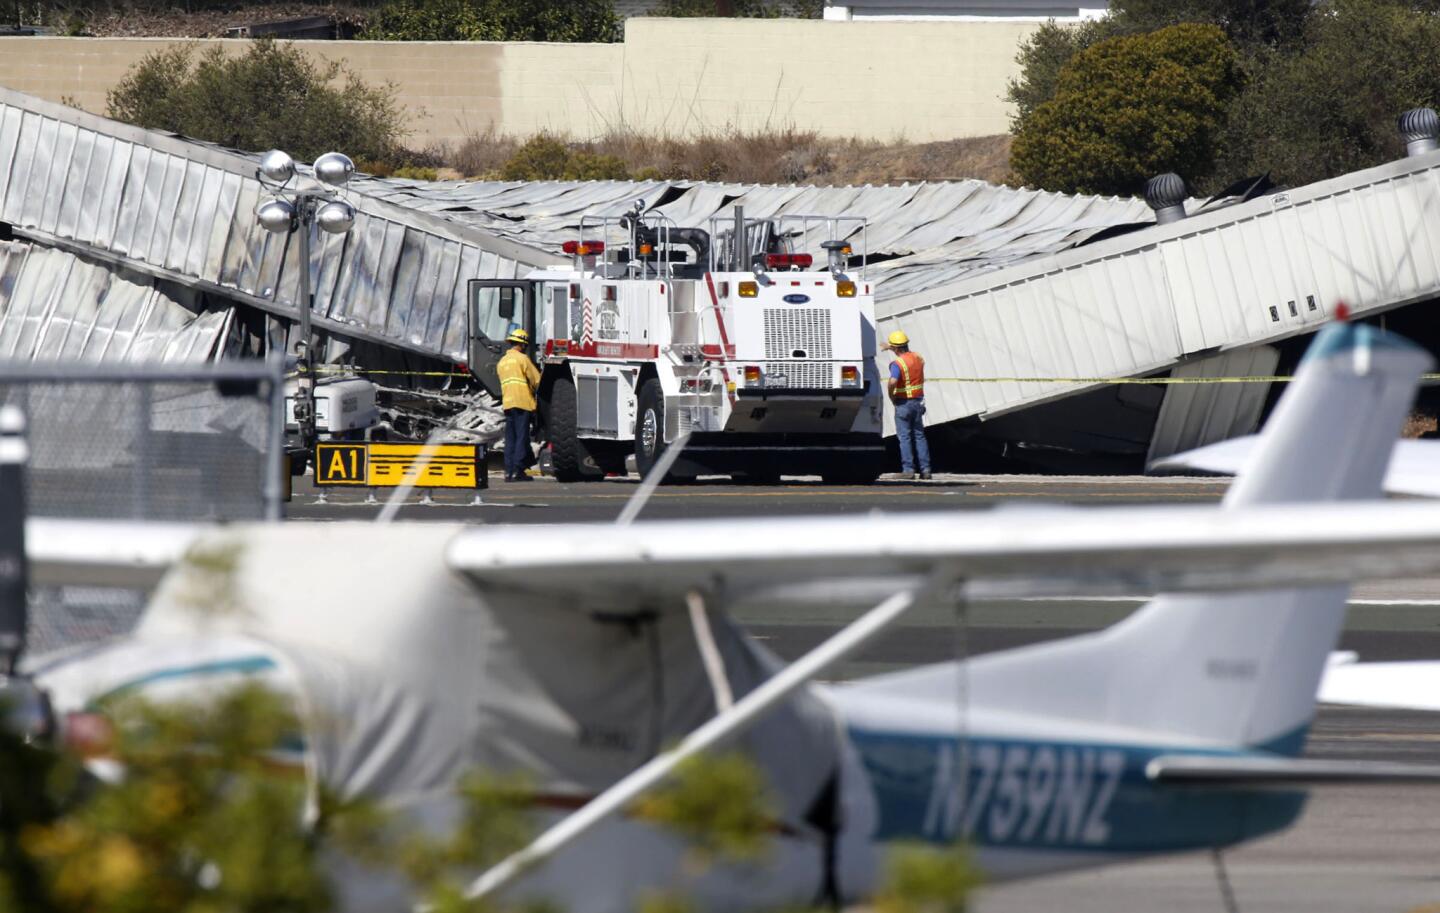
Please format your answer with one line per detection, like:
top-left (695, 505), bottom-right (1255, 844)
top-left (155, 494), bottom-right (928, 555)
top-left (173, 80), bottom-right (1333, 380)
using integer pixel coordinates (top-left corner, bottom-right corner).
top-left (107, 38), bottom-right (406, 164)
top-left (645, 0), bottom-right (809, 18)
top-left (0, 683), bottom-right (544, 913)
top-left (0, 685), bottom-right (337, 913)
top-left (1011, 23), bottom-right (1244, 195)
top-left (874, 843), bottom-right (981, 913)
top-left (360, 0), bottom-right (620, 42)
top-left (360, 0), bottom-right (500, 40)
top-left (1006, 18), bottom-right (1117, 131)
top-left (1007, 0), bottom-right (1309, 138)
top-left (635, 753), bottom-right (775, 864)
top-left (1109, 0), bottom-right (1311, 46)
top-left (1217, 0), bottom-right (1440, 185)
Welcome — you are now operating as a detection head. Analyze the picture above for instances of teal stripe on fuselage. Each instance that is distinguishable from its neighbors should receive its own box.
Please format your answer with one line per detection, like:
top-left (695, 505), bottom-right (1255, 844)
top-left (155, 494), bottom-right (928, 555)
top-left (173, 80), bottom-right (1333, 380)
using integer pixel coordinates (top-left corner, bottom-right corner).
top-left (90, 656), bottom-right (280, 705)
top-left (88, 655), bottom-right (308, 754)
top-left (850, 727), bottom-right (1307, 854)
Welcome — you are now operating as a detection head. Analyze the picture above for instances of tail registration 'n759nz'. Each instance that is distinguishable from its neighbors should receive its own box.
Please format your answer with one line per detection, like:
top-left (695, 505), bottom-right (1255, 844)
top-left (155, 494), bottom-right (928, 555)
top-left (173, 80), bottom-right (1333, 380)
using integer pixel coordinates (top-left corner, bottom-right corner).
top-left (852, 733), bottom-right (1126, 847)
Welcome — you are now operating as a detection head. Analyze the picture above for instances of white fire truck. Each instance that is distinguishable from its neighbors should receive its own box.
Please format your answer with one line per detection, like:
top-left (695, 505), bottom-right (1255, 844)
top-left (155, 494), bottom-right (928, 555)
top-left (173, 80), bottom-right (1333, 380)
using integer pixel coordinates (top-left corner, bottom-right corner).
top-left (466, 206), bottom-right (886, 483)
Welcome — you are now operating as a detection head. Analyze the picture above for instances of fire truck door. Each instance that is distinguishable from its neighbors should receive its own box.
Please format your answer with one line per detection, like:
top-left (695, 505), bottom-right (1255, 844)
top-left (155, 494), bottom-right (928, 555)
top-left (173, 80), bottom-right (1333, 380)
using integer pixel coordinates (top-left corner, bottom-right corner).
top-left (466, 280), bottom-right (536, 398)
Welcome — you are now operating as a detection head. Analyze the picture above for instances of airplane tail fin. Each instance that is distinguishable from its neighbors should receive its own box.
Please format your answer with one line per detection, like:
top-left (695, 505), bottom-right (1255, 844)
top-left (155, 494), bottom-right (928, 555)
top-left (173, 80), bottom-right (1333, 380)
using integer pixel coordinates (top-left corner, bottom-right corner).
top-left (846, 321), bottom-right (1433, 754)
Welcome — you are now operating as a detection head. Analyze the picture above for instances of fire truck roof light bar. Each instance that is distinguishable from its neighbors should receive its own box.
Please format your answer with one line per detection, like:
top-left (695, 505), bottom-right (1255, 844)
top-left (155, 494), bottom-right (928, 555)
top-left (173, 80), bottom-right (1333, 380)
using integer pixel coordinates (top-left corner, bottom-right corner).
top-left (765, 253), bottom-right (813, 270)
top-left (562, 240), bottom-right (605, 255)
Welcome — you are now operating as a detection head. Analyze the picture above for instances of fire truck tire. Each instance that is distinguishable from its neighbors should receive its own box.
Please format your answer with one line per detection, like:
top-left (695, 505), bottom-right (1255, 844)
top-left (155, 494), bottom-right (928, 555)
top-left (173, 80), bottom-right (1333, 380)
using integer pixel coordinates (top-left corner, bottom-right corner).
top-left (545, 375), bottom-right (605, 483)
top-left (635, 378), bottom-right (690, 482)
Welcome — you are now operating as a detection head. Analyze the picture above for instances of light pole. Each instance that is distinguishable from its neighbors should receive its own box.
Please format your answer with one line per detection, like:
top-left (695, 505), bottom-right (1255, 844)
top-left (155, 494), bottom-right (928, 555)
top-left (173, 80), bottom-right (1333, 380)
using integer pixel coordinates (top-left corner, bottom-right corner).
top-left (255, 149), bottom-right (357, 452)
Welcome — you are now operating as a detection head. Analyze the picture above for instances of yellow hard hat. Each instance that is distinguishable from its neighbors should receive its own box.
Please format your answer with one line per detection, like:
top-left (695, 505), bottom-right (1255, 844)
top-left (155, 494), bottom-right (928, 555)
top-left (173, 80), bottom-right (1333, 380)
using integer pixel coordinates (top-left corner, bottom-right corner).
top-left (506, 327), bottom-right (530, 344)
top-left (887, 330), bottom-right (910, 347)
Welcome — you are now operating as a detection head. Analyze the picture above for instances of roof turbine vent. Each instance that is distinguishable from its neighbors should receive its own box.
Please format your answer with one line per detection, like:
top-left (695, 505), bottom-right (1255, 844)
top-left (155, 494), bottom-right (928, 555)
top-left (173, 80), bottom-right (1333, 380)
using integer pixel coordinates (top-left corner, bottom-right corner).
top-left (1145, 173), bottom-right (1187, 225)
top-left (1399, 107), bottom-right (1440, 157)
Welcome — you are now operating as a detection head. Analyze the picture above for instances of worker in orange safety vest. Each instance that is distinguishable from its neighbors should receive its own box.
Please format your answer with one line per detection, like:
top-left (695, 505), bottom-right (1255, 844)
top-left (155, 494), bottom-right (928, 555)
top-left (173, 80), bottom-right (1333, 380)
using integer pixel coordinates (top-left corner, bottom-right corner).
top-left (886, 329), bottom-right (931, 480)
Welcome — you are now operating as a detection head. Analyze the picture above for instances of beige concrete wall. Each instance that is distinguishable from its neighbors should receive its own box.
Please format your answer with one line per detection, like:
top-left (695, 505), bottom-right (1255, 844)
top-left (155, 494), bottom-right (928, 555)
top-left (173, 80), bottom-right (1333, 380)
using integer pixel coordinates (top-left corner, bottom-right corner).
top-left (617, 18), bottom-right (1039, 140)
top-left (0, 20), bottom-right (1035, 149)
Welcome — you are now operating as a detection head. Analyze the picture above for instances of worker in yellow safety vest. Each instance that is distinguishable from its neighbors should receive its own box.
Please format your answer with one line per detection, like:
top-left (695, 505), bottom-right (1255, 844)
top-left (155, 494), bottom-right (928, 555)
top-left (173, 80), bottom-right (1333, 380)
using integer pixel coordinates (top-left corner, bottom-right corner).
top-left (886, 329), bottom-right (931, 480)
top-left (497, 327), bottom-right (541, 481)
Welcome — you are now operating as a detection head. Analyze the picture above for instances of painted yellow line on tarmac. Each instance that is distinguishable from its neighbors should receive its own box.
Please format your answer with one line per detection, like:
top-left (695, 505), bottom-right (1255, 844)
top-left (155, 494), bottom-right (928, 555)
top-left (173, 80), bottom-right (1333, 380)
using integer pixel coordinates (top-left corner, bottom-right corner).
top-left (965, 490), bottom-right (1221, 499)
top-left (304, 480), bottom-right (1228, 505)
top-left (343, 487), bottom-right (1222, 503)
top-left (343, 487), bottom-right (965, 502)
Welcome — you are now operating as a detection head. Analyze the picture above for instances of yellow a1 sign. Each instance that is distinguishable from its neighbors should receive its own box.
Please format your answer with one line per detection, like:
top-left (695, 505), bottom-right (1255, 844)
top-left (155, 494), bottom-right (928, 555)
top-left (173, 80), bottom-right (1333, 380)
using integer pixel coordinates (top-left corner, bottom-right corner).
top-left (315, 444), bottom-right (367, 485)
top-left (315, 443), bottom-right (484, 489)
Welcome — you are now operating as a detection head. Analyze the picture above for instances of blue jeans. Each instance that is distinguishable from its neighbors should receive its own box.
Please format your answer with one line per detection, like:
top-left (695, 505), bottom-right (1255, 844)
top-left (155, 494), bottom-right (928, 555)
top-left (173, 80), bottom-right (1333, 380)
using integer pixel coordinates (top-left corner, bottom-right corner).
top-left (894, 398), bottom-right (931, 474)
top-left (504, 408), bottom-right (532, 477)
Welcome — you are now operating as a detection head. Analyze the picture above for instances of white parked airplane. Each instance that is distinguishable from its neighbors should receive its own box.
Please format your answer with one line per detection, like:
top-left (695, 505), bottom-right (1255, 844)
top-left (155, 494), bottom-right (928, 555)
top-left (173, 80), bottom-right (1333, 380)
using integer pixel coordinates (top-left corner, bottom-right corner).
top-left (13, 318), bottom-right (1440, 912)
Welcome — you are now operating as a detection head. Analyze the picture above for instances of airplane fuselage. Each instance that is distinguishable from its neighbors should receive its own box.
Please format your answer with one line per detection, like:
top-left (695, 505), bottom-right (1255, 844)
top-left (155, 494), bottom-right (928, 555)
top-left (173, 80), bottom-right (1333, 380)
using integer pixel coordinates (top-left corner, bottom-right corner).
top-left (831, 698), bottom-right (1311, 882)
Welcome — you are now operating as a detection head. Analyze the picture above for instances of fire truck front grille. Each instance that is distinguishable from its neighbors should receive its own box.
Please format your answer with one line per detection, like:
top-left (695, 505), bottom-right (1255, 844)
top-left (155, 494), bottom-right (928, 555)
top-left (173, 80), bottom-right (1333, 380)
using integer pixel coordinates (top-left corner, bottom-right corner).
top-left (764, 308), bottom-right (833, 361)
top-left (763, 362), bottom-right (833, 389)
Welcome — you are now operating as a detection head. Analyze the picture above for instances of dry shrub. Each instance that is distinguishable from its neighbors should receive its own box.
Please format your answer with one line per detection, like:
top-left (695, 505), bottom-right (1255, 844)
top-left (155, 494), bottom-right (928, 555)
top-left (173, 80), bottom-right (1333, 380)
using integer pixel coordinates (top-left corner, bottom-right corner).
top-left (590, 125), bottom-right (833, 184)
top-left (439, 125), bottom-right (1014, 187)
top-left (107, 38), bottom-right (406, 163)
top-left (830, 134), bottom-right (1014, 185)
top-left (450, 124), bottom-right (520, 179)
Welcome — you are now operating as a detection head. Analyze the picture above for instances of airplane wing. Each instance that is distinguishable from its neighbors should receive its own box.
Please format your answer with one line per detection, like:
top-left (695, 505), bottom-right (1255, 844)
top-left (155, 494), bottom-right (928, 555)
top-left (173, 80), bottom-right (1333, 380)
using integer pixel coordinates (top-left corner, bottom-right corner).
top-left (445, 499), bottom-right (1440, 604)
top-left (1151, 435), bottom-right (1440, 499)
top-left (26, 518), bottom-right (199, 588)
top-left (32, 497), bottom-right (1440, 601)
top-left (1319, 655), bottom-right (1440, 712)
top-left (1146, 755), bottom-right (1440, 785)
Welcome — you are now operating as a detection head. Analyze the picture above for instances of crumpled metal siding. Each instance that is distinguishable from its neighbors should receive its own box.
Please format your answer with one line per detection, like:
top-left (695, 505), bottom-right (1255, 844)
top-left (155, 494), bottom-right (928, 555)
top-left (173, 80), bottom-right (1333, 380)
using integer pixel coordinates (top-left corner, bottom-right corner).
top-left (0, 240), bottom-right (231, 361)
top-left (0, 88), bottom-right (559, 364)
top-left (879, 149), bottom-right (1440, 432)
top-left (1145, 345), bottom-right (1280, 464)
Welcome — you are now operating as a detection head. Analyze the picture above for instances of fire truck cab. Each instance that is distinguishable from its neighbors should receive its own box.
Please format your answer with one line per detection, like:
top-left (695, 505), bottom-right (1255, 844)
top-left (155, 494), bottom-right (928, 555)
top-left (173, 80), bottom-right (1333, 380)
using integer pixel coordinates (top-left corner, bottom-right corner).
top-left (467, 206), bottom-right (886, 483)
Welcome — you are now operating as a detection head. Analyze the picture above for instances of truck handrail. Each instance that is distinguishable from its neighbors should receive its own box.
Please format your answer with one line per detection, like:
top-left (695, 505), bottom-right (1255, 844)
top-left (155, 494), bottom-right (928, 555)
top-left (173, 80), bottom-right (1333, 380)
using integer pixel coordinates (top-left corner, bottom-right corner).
top-left (705, 213), bottom-right (868, 279)
top-left (577, 211), bottom-right (682, 281)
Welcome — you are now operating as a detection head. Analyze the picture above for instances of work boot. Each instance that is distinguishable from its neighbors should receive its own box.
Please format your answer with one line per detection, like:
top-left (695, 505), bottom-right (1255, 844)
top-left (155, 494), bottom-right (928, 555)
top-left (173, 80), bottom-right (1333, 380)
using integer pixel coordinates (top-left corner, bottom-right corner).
top-left (920, 472), bottom-right (932, 480)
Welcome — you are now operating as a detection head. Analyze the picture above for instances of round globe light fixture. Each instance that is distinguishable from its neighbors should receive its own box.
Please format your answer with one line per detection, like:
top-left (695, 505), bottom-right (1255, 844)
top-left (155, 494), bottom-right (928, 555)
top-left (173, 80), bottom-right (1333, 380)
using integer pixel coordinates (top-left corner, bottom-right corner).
top-left (256, 198), bottom-right (297, 233)
top-left (316, 200), bottom-right (356, 235)
top-left (314, 152), bottom-right (355, 188)
top-left (258, 149), bottom-right (296, 186)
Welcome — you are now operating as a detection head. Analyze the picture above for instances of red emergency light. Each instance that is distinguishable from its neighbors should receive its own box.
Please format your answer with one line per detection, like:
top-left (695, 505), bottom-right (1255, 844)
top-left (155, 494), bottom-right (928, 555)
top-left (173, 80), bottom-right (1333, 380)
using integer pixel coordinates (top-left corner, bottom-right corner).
top-left (765, 253), bottom-right (813, 270)
top-left (562, 240), bottom-right (605, 255)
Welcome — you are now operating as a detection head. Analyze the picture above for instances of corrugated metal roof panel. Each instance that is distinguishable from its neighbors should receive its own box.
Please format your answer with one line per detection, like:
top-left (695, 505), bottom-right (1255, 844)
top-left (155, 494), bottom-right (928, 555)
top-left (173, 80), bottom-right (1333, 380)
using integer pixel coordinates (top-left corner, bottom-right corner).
top-left (342, 171), bottom-right (1145, 303)
top-left (0, 241), bottom-right (232, 362)
top-left (0, 88), bottom-right (560, 364)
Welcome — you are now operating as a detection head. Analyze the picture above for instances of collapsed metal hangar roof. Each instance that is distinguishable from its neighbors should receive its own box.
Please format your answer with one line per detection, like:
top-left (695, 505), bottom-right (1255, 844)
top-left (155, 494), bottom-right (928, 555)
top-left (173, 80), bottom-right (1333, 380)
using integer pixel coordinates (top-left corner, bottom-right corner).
top-left (0, 85), bottom-right (1149, 364)
top-left (351, 173), bottom-right (1150, 303)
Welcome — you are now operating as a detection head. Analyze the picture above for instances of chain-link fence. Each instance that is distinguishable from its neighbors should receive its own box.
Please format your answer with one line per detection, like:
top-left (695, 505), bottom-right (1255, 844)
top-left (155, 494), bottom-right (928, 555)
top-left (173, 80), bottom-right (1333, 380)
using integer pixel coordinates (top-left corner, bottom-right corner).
top-left (1, 362), bottom-right (285, 655)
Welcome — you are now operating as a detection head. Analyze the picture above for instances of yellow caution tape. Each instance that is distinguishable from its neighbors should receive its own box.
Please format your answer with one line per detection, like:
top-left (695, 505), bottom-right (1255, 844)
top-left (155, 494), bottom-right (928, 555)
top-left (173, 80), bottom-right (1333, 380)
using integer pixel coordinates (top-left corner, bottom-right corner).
top-left (311, 366), bottom-right (471, 378)
top-left (932, 374), bottom-right (1440, 385)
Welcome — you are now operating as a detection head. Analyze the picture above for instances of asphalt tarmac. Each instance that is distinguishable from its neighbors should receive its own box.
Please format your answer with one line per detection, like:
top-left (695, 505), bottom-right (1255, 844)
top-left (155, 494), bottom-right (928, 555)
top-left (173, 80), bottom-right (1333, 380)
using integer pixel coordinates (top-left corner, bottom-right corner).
top-left (289, 471), bottom-right (1440, 911)
top-left (287, 471), bottom-right (1233, 523)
